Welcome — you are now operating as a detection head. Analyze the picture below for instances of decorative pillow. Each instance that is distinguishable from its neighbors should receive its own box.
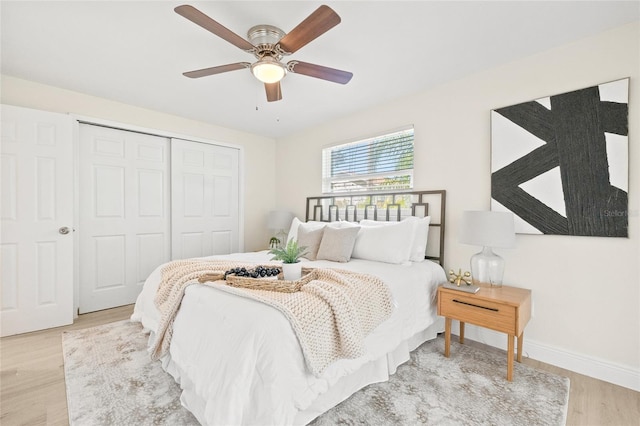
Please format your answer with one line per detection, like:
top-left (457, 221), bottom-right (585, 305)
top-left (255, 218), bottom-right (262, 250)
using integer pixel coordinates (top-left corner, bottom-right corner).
top-left (352, 219), bottom-right (414, 264)
top-left (286, 217), bottom-right (327, 243)
top-left (359, 217), bottom-right (431, 262)
top-left (316, 225), bottom-right (361, 263)
top-left (296, 225), bottom-right (325, 260)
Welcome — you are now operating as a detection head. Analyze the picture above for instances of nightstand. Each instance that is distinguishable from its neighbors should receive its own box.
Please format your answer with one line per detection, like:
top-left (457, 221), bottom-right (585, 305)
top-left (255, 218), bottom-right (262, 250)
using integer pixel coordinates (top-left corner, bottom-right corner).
top-left (437, 284), bottom-right (532, 381)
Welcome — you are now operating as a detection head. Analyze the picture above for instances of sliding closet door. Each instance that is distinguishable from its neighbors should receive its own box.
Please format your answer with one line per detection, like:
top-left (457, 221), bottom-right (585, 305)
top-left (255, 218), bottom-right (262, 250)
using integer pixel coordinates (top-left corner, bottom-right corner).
top-left (78, 124), bottom-right (170, 313)
top-left (171, 138), bottom-right (240, 259)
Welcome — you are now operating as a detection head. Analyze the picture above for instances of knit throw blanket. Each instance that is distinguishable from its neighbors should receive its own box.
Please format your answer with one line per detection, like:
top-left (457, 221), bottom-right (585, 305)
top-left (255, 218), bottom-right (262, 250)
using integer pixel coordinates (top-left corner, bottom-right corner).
top-left (152, 259), bottom-right (394, 376)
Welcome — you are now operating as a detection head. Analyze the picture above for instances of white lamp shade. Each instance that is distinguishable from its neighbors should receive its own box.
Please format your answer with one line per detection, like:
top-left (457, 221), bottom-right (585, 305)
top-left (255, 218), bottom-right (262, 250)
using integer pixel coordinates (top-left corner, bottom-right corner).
top-left (459, 211), bottom-right (516, 248)
top-left (267, 211), bottom-right (293, 231)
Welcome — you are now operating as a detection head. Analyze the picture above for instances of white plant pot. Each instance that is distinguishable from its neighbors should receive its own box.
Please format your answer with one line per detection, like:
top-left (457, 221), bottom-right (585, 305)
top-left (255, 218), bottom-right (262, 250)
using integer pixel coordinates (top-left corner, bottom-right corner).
top-left (282, 262), bottom-right (302, 281)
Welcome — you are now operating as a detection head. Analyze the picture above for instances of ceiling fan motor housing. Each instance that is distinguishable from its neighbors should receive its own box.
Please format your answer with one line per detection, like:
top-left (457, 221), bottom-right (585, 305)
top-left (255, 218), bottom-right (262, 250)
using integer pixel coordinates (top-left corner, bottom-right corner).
top-left (248, 25), bottom-right (286, 60)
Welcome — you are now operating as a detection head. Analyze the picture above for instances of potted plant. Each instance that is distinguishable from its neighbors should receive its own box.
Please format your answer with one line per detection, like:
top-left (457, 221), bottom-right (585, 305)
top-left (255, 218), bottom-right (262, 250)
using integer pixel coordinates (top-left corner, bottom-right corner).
top-left (268, 239), bottom-right (307, 280)
top-left (269, 237), bottom-right (280, 249)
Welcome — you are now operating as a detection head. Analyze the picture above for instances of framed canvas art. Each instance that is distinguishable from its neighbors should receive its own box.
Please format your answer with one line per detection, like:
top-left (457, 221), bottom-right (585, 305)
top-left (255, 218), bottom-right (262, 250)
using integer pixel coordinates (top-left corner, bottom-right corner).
top-left (491, 78), bottom-right (629, 237)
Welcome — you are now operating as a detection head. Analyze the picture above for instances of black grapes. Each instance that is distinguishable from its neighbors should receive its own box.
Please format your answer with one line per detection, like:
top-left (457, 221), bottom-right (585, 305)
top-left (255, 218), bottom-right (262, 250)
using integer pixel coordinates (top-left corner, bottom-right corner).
top-left (224, 265), bottom-right (281, 279)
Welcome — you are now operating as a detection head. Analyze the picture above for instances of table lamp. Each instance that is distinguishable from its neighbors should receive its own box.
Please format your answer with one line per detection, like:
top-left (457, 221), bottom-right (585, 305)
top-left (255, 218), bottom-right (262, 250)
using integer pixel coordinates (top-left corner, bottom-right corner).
top-left (459, 211), bottom-right (516, 287)
top-left (267, 210), bottom-right (293, 249)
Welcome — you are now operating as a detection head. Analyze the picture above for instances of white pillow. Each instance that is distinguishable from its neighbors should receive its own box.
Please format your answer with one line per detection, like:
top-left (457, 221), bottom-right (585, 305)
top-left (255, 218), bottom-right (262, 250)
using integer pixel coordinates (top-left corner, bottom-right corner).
top-left (286, 217), bottom-right (301, 243)
top-left (410, 216), bottom-right (431, 262)
top-left (360, 217), bottom-right (431, 262)
top-left (316, 226), bottom-right (360, 263)
top-left (359, 219), bottom-right (395, 226)
top-left (337, 220), bottom-right (360, 228)
top-left (352, 220), bottom-right (414, 264)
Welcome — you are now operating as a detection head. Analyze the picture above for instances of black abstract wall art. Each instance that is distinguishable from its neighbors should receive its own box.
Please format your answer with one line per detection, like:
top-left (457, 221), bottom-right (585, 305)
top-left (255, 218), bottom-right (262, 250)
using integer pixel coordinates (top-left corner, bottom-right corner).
top-left (491, 78), bottom-right (629, 237)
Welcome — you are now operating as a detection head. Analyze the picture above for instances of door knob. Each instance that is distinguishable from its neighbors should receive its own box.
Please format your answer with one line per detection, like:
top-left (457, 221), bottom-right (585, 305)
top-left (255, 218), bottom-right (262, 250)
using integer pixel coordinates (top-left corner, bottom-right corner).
top-left (59, 226), bottom-right (71, 235)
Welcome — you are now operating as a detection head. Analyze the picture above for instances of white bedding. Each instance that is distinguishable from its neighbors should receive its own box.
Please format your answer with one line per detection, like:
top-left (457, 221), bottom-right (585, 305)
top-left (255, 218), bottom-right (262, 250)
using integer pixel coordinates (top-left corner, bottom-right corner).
top-left (131, 251), bottom-right (446, 425)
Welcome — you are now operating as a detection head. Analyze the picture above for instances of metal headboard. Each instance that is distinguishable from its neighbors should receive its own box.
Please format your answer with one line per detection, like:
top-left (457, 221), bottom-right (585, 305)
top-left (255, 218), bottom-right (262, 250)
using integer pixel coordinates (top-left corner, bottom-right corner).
top-left (305, 190), bottom-right (446, 266)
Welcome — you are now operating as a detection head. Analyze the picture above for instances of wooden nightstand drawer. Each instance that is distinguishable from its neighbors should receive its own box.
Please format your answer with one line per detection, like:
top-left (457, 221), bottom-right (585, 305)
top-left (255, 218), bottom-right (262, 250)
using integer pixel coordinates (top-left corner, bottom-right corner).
top-left (438, 291), bottom-right (517, 335)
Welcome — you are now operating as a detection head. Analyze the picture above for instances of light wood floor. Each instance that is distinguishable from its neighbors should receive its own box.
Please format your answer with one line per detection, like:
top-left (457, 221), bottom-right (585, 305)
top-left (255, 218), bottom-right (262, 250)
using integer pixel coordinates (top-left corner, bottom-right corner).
top-left (1, 305), bottom-right (638, 425)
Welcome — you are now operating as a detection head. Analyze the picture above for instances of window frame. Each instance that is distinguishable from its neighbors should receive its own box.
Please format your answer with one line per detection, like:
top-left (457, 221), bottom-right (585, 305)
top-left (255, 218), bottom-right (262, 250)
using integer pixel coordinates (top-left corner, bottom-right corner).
top-left (321, 126), bottom-right (415, 194)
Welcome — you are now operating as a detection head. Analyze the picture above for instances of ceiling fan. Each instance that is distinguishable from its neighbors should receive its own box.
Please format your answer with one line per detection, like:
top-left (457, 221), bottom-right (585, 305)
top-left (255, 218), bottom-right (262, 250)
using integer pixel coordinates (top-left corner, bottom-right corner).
top-left (175, 4), bottom-right (353, 102)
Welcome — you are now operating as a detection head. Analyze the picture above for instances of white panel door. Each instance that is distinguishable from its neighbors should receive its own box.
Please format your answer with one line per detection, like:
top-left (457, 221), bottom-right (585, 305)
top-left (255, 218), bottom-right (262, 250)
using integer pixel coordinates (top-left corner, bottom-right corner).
top-left (79, 124), bottom-right (170, 313)
top-left (1, 105), bottom-right (74, 336)
top-left (171, 138), bottom-right (239, 260)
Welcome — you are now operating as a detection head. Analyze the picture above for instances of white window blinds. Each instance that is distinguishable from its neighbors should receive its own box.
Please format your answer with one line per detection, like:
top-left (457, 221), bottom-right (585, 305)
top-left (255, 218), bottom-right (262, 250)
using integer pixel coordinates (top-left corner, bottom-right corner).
top-left (322, 127), bottom-right (414, 193)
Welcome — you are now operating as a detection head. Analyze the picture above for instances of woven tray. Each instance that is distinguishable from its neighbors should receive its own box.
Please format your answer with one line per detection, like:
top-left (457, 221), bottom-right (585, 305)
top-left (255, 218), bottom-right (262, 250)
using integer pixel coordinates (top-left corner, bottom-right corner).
top-left (226, 268), bottom-right (315, 293)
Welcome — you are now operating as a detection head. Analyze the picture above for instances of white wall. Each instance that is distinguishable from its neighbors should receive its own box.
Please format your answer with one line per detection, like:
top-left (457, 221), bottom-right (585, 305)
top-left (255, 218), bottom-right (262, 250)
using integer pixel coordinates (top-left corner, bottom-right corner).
top-left (275, 22), bottom-right (640, 389)
top-left (0, 75), bottom-right (277, 252)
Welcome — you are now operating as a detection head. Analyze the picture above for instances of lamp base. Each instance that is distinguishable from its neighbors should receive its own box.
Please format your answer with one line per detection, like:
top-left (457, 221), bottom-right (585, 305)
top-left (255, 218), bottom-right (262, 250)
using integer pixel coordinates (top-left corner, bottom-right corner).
top-left (275, 229), bottom-right (288, 249)
top-left (470, 246), bottom-right (505, 287)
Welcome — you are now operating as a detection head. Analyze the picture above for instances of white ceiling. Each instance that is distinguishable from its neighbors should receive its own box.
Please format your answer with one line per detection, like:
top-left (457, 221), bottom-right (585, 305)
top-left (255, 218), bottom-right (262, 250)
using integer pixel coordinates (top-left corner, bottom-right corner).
top-left (2, 1), bottom-right (638, 139)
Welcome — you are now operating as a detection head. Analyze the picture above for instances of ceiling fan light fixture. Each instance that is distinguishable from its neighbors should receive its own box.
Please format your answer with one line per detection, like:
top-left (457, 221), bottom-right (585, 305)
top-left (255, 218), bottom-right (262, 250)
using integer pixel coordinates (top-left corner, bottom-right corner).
top-left (251, 56), bottom-right (287, 84)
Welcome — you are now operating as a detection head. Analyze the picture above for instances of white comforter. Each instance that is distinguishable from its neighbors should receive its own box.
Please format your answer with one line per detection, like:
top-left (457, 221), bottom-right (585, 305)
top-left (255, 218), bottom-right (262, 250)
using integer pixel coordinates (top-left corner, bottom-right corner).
top-left (131, 251), bottom-right (446, 425)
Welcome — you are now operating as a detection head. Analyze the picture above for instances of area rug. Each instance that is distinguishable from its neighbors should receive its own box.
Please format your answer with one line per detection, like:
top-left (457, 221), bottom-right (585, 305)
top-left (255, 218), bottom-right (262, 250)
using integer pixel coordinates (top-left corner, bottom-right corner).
top-left (62, 320), bottom-right (569, 425)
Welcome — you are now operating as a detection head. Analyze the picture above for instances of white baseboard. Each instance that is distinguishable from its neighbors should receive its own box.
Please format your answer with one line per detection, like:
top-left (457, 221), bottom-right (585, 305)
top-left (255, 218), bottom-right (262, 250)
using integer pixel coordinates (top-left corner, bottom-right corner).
top-left (453, 323), bottom-right (640, 392)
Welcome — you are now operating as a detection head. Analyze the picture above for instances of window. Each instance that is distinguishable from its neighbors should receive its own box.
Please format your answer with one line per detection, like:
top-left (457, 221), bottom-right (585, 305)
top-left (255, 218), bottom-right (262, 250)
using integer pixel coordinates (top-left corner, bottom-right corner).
top-left (322, 127), bottom-right (414, 193)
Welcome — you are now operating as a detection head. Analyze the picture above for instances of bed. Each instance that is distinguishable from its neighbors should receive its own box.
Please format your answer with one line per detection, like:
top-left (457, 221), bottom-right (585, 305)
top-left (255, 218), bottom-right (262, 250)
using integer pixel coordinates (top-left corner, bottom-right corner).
top-left (131, 190), bottom-right (447, 425)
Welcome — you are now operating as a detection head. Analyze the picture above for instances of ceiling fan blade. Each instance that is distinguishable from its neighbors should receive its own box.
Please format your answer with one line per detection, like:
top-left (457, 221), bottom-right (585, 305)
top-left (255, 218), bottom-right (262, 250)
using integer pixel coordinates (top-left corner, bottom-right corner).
top-left (288, 61), bottom-right (353, 84)
top-left (277, 5), bottom-right (341, 54)
top-left (175, 5), bottom-right (255, 52)
top-left (183, 62), bottom-right (250, 78)
top-left (265, 82), bottom-right (282, 102)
